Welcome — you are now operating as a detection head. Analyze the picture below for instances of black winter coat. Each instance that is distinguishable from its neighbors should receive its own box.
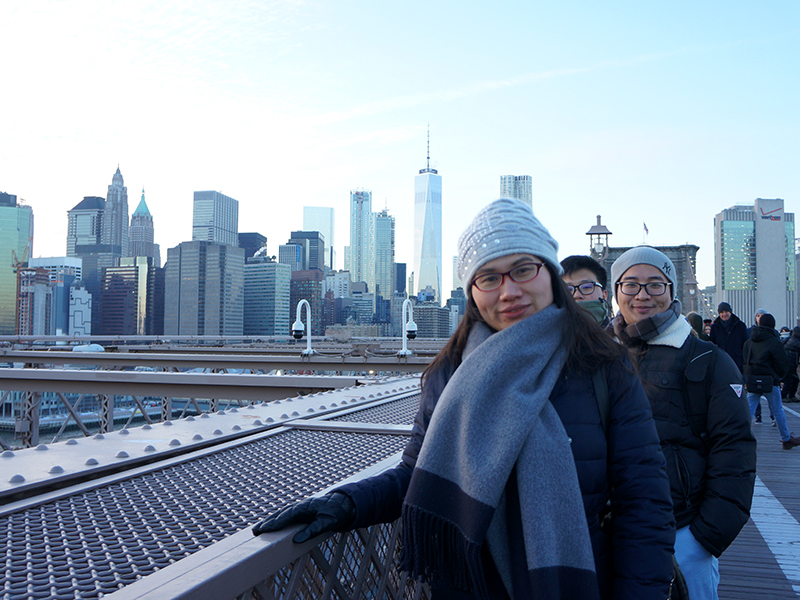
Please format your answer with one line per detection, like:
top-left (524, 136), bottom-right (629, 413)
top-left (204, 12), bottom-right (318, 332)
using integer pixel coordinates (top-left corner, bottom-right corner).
top-left (633, 334), bottom-right (756, 558)
top-left (338, 357), bottom-right (675, 600)
top-left (709, 313), bottom-right (748, 372)
top-left (743, 326), bottom-right (791, 382)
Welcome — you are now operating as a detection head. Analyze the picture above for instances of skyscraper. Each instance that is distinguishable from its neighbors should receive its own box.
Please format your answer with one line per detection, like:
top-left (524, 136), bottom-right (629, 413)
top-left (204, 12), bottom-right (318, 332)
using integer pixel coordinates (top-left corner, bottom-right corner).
top-left (303, 207), bottom-right (335, 269)
top-left (243, 257), bottom-right (291, 336)
top-left (414, 134), bottom-right (442, 302)
top-left (500, 175), bottom-right (533, 208)
top-left (714, 199), bottom-right (796, 326)
top-left (373, 209), bottom-right (395, 298)
top-left (99, 257), bottom-right (164, 335)
top-left (289, 231), bottom-right (326, 271)
top-left (192, 191), bottom-right (239, 246)
top-left (28, 257), bottom-right (82, 335)
top-left (103, 167), bottom-right (130, 256)
top-left (347, 190), bottom-right (372, 286)
top-left (0, 192), bottom-right (34, 335)
top-left (66, 196), bottom-right (104, 256)
top-left (238, 233), bottom-right (267, 259)
top-left (164, 241), bottom-right (244, 336)
top-left (129, 189), bottom-right (160, 267)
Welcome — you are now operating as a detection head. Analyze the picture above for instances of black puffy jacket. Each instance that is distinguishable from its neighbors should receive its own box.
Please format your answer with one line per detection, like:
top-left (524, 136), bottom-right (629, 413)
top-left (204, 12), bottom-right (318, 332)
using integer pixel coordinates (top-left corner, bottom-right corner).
top-left (709, 313), bottom-right (748, 372)
top-left (338, 357), bottom-right (675, 600)
top-left (744, 326), bottom-right (791, 382)
top-left (633, 333), bottom-right (756, 557)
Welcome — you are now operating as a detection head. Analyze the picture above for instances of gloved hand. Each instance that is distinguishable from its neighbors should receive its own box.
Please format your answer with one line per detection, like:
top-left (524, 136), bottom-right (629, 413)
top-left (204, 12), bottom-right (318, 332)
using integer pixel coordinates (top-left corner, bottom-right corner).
top-left (252, 491), bottom-right (356, 543)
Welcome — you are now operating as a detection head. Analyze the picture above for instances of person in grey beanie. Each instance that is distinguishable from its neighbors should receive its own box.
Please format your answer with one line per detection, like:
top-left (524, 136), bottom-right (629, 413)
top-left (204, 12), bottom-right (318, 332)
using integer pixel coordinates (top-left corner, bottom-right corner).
top-left (611, 246), bottom-right (756, 600)
top-left (254, 199), bottom-right (675, 600)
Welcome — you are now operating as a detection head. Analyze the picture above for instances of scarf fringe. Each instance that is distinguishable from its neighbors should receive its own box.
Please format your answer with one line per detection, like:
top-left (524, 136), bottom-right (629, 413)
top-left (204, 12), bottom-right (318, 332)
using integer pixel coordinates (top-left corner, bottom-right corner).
top-left (400, 503), bottom-right (488, 599)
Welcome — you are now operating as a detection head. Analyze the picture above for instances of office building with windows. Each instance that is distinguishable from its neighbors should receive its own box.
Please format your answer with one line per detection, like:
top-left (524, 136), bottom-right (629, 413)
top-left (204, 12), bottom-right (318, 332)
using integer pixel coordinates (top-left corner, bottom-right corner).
top-left (164, 241), bottom-right (244, 336)
top-left (372, 209), bottom-right (395, 299)
top-left (500, 174), bottom-right (533, 208)
top-left (347, 190), bottom-right (372, 286)
top-left (103, 167), bottom-right (130, 256)
top-left (99, 257), bottom-right (164, 335)
top-left (130, 189), bottom-right (160, 267)
top-left (289, 231), bottom-right (326, 271)
top-left (28, 257), bottom-right (82, 335)
top-left (714, 198), bottom-right (796, 327)
top-left (0, 192), bottom-right (34, 334)
top-left (243, 257), bottom-right (291, 336)
top-left (303, 207), bottom-right (335, 269)
top-left (239, 233), bottom-right (267, 259)
top-left (192, 191), bottom-right (239, 246)
top-left (414, 141), bottom-right (442, 303)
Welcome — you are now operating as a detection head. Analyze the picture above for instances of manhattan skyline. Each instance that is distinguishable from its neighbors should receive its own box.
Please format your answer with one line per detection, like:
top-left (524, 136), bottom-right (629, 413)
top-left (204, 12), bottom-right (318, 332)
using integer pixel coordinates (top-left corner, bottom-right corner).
top-left (1, 1), bottom-right (798, 295)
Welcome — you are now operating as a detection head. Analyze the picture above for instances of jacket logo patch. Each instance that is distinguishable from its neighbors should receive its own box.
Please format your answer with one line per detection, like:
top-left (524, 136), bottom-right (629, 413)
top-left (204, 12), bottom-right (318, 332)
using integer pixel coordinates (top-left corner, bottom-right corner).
top-left (731, 384), bottom-right (743, 397)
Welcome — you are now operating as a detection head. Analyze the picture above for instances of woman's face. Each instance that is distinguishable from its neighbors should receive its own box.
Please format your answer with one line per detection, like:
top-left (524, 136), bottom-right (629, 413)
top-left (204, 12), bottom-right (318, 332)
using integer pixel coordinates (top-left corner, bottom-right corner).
top-left (471, 253), bottom-right (554, 332)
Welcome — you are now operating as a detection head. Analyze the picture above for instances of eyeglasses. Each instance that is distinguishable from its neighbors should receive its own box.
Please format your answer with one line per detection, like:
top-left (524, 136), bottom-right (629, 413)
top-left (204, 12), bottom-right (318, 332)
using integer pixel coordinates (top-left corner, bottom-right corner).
top-left (567, 282), bottom-right (603, 296)
top-left (618, 281), bottom-right (670, 296)
top-left (472, 262), bottom-right (544, 292)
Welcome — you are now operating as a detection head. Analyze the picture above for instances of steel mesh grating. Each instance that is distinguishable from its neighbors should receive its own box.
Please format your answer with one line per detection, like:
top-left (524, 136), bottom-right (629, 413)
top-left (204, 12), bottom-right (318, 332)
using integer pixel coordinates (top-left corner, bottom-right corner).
top-left (329, 394), bottom-right (421, 425)
top-left (1, 429), bottom-right (407, 600)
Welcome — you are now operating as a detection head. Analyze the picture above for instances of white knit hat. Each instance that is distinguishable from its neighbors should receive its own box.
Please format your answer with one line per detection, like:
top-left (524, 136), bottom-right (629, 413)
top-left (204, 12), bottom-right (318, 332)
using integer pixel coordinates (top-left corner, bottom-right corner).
top-left (457, 198), bottom-right (562, 286)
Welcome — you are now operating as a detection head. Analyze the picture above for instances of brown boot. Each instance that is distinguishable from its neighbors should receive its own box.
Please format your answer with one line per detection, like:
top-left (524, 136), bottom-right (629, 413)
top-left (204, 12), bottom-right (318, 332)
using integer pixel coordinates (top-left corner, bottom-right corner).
top-left (782, 435), bottom-right (800, 449)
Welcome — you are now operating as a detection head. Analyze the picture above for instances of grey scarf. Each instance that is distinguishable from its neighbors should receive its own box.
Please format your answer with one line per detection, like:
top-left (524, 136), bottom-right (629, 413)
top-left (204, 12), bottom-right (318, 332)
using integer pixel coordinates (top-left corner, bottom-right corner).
top-left (613, 299), bottom-right (682, 346)
top-left (400, 305), bottom-right (598, 599)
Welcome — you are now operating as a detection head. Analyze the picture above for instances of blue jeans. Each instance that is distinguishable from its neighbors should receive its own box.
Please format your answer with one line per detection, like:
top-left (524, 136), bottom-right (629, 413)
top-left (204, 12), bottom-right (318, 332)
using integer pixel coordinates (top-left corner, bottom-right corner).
top-left (674, 525), bottom-right (719, 600)
top-left (748, 386), bottom-right (791, 441)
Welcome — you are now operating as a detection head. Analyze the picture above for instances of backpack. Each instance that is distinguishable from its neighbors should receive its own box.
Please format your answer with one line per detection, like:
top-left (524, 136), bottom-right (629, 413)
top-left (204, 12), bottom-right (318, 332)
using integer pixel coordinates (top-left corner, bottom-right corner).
top-left (590, 345), bottom-right (716, 600)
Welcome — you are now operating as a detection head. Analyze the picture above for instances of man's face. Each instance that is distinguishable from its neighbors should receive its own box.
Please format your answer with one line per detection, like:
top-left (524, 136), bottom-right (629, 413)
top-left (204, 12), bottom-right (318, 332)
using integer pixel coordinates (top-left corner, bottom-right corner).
top-left (719, 310), bottom-right (732, 322)
top-left (562, 268), bottom-right (607, 302)
top-left (616, 264), bottom-right (672, 325)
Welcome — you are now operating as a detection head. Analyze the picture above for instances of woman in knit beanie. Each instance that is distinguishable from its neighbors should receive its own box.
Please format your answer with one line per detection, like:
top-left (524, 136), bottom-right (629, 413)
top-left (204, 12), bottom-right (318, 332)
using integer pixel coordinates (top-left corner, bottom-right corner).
top-left (254, 199), bottom-right (674, 600)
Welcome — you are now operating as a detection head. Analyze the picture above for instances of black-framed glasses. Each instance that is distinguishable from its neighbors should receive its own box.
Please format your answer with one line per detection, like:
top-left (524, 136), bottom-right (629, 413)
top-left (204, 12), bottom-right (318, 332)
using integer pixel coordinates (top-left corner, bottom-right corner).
top-left (472, 262), bottom-right (544, 292)
top-left (567, 282), bottom-right (603, 296)
top-left (618, 281), bottom-right (670, 296)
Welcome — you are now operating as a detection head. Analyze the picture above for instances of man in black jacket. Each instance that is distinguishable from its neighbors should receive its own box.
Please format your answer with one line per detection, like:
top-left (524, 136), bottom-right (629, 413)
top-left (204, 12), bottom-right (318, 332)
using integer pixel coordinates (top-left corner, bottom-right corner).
top-left (709, 302), bottom-right (748, 372)
top-left (611, 247), bottom-right (756, 600)
top-left (743, 313), bottom-right (800, 449)
top-left (781, 326), bottom-right (800, 401)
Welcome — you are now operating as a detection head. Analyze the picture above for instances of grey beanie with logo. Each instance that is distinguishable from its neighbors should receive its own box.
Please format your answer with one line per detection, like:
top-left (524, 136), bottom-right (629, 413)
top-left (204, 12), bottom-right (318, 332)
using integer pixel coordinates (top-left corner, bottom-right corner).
top-left (610, 246), bottom-right (677, 300)
top-left (457, 198), bottom-right (562, 286)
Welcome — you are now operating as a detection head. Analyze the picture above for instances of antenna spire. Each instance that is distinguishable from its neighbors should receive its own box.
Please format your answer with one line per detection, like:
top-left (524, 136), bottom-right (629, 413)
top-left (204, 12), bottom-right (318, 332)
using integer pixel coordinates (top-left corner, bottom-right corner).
top-left (427, 124), bottom-right (430, 169)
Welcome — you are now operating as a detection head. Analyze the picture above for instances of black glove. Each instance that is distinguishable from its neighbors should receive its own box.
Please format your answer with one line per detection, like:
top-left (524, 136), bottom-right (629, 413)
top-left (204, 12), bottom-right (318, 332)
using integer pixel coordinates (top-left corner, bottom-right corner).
top-left (251, 491), bottom-right (356, 543)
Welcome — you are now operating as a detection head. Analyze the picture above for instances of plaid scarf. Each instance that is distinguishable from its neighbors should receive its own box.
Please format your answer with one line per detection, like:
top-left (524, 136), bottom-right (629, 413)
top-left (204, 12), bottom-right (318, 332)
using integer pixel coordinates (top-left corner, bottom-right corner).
top-left (613, 299), bottom-right (682, 346)
top-left (400, 305), bottom-right (599, 599)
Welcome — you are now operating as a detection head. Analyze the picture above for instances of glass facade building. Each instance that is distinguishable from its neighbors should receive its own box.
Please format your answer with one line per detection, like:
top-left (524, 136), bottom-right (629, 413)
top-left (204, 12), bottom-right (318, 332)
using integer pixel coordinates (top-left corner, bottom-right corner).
top-left (303, 207), bottom-right (335, 269)
top-left (414, 161), bottom-right (442, 303)
top-left (714, 199), bottom-right (796, 327)
top-left (192, 191), bottom-right (239, 247)
top-left (99, 257), bottom-right (164, 335)
top-left (347, 190), bottom-right (372, 286)
top-left (0, 193), bottom-right (34, 334)
top-left (243, 258), bottom-right (291, 336)
top-left (373, 209), bottom-right (395, 298)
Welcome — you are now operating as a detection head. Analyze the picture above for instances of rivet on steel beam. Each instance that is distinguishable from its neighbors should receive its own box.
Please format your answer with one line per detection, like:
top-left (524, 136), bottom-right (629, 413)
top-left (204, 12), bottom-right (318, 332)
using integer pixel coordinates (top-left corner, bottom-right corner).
top-left (218, 410), bottom-right (226, 415)
top-left (35, 444), bottom-right (49, 451)
top-left (142, 424), bottom-right (152, 430)
top-left (212, 429), bottom-right (223, 435)
top-left (115, 451), bottom-right (129, 458)
top-left (94, 434), bottom-right (105, 440)
top-left (200, 413), bottom-right (210, 419)
top-left (376, 393), bottom-right (382, 397)
top-left (280, 414), bottom-right (289, 419)
top-left (66, 439), bottom-right (78, 445)
top-left (291, 411), bottom-right (300, 416)
top-left (232, 425), bottom-right (241, 431)
top-left (265, 417), bottom-right (274, 423)
top-left (163, 421), bottom-right (173, 427)
top-left (49, 466), bottom-right (64, 474)
top-left (2, 451), bottom-right (14, 457)
top-left (368, 394), bottom-right (375, 398)
top-left (247, 405), bottom-right (256, 410)
top-left (192, 434), bottom-right (203, 440)
top-left (119, 429), bottom-right (130, 435)
top-left (274, 400), bottom-right (281, 404)
top-left (331, 403), bottom-right (338, 407)
top-left (307, 408), bottom-right (315, 413)
top-left (169, 439), bottom-right (181, 446)
top-left (85, 458), bottom-right (99, 465)
top-left (186, 416), bottom-right (195, 421)
top-left (9, 474), bottom-right (24, 483)
top-left (144, 445), bottom-right (156, 452)
top-left (230, 408), bottom-right (239, 413)
top-left (252, 420), bottom-right (262, 426)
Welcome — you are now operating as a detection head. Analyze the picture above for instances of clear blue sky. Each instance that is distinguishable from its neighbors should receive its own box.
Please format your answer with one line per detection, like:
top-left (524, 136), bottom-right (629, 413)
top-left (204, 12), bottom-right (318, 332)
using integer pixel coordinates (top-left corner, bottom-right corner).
top-left (2, 1), bottom-right (797, 295)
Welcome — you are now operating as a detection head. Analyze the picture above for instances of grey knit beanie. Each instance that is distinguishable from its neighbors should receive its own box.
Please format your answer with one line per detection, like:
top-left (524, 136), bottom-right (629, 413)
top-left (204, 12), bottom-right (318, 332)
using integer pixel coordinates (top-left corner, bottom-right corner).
top-left (457, 198), bottom-right (561, 286)
top-left (610, 246), bottom-right (677, 300)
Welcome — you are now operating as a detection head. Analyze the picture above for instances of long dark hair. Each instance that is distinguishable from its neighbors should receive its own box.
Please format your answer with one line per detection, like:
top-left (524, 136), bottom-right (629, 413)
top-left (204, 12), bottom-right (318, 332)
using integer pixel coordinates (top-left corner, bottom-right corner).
top-left (423, 262), bottom-right (625, 386)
